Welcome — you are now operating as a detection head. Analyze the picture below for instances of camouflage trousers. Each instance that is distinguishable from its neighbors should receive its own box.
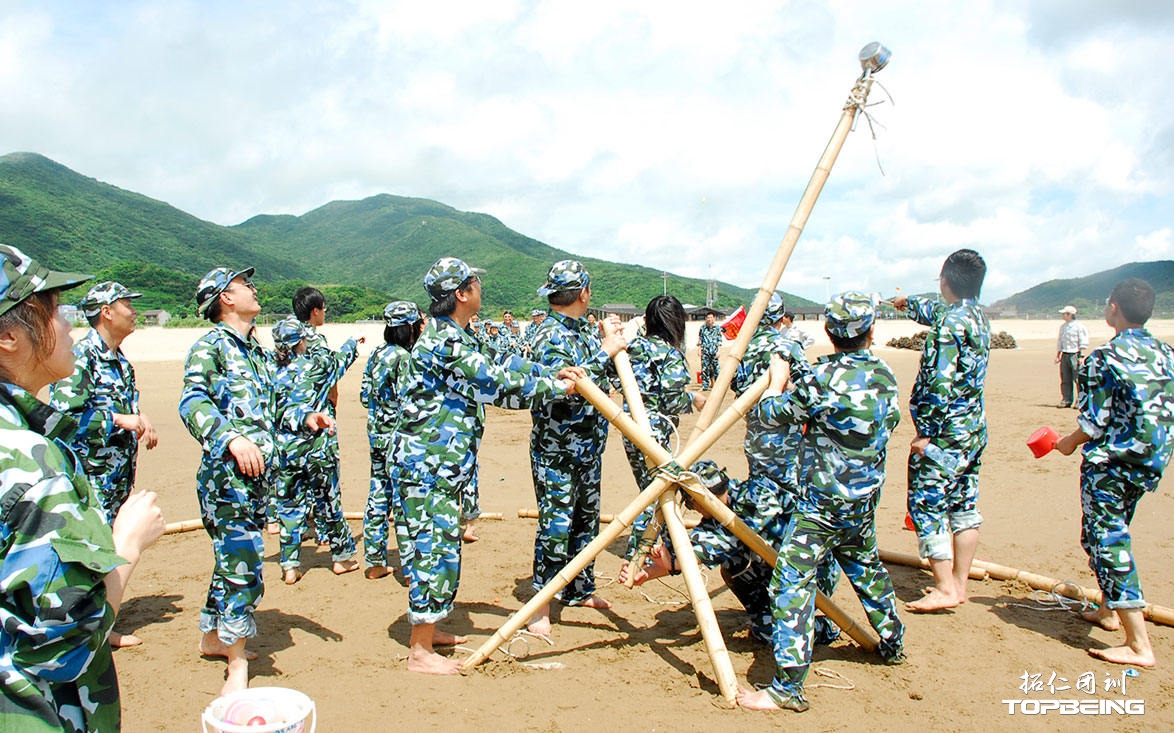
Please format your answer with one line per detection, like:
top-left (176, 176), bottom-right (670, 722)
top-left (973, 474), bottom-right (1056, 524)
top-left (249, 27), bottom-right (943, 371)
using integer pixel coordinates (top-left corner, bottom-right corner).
top-left (461, 464), bottom-right (482, 522)
top-left (363, 433), bottom-right (396, 568)
top-left (700, 351), bottom-right (719, 391)
top-left (743, 419), bottom-right (801, 506)
top-left (275, 443), bottom-right (356, 570)
top-left (530, 449), bottom-right (603, 603)
top-left (1080, 461), bottom-right (1161, 609)
top-left (768, 509), bottom-right (904, 704)
top-left (907, 437), bottom-right (985, 559)
top-left (391, 468), bottom-right (463, 625)
top-left (196, 459), bottom-right (267, 644)
top-left (85, 465), bottom-right (135, 525)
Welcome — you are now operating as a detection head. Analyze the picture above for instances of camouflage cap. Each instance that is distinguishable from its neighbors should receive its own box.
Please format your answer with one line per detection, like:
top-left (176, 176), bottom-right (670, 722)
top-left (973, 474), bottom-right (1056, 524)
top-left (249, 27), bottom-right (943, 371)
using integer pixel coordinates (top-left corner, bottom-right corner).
top-left (0, 244), bottom-right (91, 317)
top-left (424, 257), bottom-right (484, 301)
top-left (763, 291), bottom-right (787, 323)
top-left (271, 316), bottom-right (307, 348)
top-left (196, 266), bottom-right (255, 318)
top-left (383, 300), bottom-right (423, 328)
top-left (79, 281), bottom-right (142, 317)
top-left (537, 259), bottom-right (590, 296)
top-left (824, 290), bottom-right (876, 339)
top-left (530, 309), bottom-right (544, 317)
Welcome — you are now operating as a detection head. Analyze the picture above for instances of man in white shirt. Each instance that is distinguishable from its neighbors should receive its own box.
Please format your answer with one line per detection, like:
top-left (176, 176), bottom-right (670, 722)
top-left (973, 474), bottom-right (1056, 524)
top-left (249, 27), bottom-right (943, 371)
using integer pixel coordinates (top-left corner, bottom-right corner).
top-left (1055, 305), bottom-right (1089, 408)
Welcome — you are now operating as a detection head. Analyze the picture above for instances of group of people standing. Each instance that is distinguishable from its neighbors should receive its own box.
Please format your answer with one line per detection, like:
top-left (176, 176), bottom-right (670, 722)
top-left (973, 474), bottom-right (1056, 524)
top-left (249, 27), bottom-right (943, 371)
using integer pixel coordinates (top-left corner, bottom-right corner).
top-left (1, 240), bottom-right (1172, 729)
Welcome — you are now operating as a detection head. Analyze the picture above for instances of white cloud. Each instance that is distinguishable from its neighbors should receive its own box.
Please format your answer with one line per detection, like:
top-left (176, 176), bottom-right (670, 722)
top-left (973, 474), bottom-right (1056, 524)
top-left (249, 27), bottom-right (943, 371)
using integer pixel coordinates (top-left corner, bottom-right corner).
top-left (0, 1), bottom-right (1169, 303)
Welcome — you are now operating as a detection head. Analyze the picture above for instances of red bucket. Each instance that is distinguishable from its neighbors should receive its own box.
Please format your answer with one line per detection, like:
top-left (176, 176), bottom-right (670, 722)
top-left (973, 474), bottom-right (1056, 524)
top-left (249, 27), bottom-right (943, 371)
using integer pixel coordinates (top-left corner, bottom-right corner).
top-left (1027, 426), bottom-right (1060, 459)
top-left (720, 306), bottom-right (746, 340)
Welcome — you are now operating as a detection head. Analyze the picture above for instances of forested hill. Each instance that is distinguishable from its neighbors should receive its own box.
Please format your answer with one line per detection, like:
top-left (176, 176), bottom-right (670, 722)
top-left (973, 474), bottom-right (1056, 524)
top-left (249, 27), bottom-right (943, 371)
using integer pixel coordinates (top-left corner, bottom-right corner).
top-left (989, 261), bottom-right (1174, 317)
top-left (0, 152), bottom-right (812, 319)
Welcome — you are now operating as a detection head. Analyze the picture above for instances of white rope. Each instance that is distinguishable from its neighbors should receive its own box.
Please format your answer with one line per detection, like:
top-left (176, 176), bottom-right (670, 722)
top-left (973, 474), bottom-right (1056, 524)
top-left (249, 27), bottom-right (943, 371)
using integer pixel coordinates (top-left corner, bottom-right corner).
top-left (1005, 580), bottom-right (1095, 614)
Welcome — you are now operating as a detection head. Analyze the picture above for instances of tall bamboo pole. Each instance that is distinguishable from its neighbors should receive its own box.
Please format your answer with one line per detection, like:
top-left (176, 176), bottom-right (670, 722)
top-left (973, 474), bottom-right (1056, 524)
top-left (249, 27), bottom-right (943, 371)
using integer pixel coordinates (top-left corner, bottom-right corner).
top-left (688, 65), bottom-right (883, 444)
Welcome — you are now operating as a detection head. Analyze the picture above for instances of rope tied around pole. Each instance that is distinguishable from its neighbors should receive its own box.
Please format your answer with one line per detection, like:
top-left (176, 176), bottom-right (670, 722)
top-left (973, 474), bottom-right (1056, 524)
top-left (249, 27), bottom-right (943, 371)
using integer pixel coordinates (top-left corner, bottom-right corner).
top-left (845, 74), bottom-right (894, 175)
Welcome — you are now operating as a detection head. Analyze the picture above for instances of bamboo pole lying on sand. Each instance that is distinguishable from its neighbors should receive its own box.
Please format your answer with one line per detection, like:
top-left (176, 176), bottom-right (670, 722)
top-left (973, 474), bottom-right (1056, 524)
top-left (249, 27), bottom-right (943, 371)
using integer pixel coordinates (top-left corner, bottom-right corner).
top-left (878, 549), bottom-right (1174, 628)
top-left (163, 519), bottom-right (203, 535)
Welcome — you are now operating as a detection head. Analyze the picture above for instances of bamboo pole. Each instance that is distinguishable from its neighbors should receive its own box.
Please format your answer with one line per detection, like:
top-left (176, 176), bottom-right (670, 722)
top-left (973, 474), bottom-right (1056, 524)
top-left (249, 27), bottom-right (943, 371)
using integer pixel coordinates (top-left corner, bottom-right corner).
top-left (462, 376), bottom-right (779, 670)
top-left (163, 519), bottom-right (203, 535)
top-left (687, 69), bottom-right (880, 444)
top-left (607, 315), bottom-right (738, 702)
top-left (517, 508), bottom-right (699, 529)
top-left (878, 549), bottom-right (1174, 628)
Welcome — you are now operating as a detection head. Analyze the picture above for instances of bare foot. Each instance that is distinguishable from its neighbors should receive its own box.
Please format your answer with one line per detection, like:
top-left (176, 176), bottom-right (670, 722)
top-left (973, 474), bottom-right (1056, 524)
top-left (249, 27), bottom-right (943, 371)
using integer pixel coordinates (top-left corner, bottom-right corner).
top-left (905, 588), bottom-right (961, 613)
top-left (364, 565), bottom-right (392, 579)
top-left (462, 528), bottom-right (479, 542)
top-left (1082, 607), bottom-right (1121, 631)
top-left (199, 635), bottom-right (259, 661)
top-left (110, 631), bottom-right (143, 648)
top-left (332, 559), bottom-right (360, 575)
top-left (527, 604), bottom-right (552, 636)
top-left (266, 522), bottom-right (279, 535)
top-left (577, 595), bottom-right (612, 610)
top-left (432, 630), bottom-right (468, 647)
top-left (221, 657), bottom-right (250, 697)
top-left (737, 687), bottom-right (780, 710)
top-left (407, 650), bottom-right (462, 675)
top-left (283, 568), bottom-right (303, 585)
top-left (1088, 645), bottom-right (1156, 667)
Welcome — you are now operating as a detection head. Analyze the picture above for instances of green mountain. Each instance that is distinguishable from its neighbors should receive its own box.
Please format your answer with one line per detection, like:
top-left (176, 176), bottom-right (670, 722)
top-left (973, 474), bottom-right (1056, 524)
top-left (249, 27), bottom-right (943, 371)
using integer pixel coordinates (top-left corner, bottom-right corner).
top-left (0, 152), bottom-right (817, 320)
top-left (990, 261), bottom-right (1174, 317)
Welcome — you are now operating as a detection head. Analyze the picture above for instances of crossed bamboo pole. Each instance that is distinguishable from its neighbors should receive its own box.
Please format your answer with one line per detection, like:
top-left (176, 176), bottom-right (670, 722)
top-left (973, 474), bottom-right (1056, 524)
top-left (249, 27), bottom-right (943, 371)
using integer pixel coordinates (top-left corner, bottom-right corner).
top-left (462, 52), bottom-right (888, 698)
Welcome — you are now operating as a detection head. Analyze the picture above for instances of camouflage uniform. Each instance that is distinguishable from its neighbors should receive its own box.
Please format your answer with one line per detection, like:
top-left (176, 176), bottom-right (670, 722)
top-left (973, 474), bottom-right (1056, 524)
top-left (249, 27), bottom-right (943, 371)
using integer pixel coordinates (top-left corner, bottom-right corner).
top-left (754, 292), bottom-right (905, 708)
top-left (904, 295), bottom-right (991, 560)
top-left (731, 294), bottom-right (839, 633)
top-left (178, 267), bottom-right (275, 645)
top-left (697, 321), bottom-right (722, 390)
top-left (299, 324), bottom-right (359, 544)
top-left (48, 324), bottom-right (142, 523)
top-left (359, 301), bottom-right (421, 568)
top-left (1075, 328), bottom-right (1174, 609)
top-left (529, 263), bottom-right (613, 604)
top-left (0, 384), bottom-right (130, 733)
top-left (614, 334), bottom-right (693, 558)
top-left (274, 318), bottom-right (359, 571)
top-left (392, 258), bottom-right (570, 625)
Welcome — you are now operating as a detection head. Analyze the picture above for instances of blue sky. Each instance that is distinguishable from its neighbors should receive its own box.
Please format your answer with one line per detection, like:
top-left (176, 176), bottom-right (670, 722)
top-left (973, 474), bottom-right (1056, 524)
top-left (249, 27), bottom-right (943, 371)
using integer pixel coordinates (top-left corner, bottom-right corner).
top-left (1, 1), bottom-right (1170, 303)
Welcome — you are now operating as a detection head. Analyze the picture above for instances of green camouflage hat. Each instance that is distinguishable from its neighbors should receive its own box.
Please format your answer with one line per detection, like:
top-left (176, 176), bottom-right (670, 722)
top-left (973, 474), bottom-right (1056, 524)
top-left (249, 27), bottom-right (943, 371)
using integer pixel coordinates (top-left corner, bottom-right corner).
top-left (271, 315), bottom-right (307, 348)
top-left (424, 257), bottom-right (484, 301)
top-left (383, 300), bottom-right (423, 328)
top-left (537, 260), bottom-right (589, 296)
top-left (196, 266), bottom-right (255, 318)
top-left (79, 280), bottom-right (142, 317)
top-left (0, 244), bottom-right (91, 317)
top-left (764, 291), bottom-right (787, 323)
top-left (824, 290), bottom-right (876, 338)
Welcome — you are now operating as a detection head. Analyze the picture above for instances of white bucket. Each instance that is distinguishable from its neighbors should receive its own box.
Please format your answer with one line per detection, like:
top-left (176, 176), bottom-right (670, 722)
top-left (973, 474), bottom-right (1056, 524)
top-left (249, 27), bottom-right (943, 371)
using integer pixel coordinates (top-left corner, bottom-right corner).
top-left (201, 687), bottom-right (316, 733)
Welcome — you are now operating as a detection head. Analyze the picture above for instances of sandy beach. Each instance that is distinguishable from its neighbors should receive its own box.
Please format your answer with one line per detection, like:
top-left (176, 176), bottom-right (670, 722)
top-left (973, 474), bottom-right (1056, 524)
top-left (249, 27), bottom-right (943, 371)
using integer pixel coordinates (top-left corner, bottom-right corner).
top-left (87, 317), bottom-right (1174, 731)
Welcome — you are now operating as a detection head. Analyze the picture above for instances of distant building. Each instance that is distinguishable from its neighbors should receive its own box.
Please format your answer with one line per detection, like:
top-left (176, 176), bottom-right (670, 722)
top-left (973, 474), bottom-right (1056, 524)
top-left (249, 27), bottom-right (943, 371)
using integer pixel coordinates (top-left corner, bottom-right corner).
top-left (141, 309), bottom-right (171, 326)
top-left (59, 304), bottom-right (86, 326)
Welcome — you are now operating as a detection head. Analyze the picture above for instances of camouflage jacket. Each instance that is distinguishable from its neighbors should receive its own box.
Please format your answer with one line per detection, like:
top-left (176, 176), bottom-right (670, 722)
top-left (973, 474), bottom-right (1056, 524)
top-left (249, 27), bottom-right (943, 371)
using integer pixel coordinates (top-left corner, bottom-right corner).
top-left (47, 329), bottom-right (140, 495)
top-left (614, 335), bottom-right (693, 438)
top-left (0, 383), bottom-right (127, 733)
top-left (698, 323), bottom-right (722, 356)
top-left (905, 295), bottom-right (990, 441)
top-left (390, 316), bottom-right (569, 490)
top-left (757, 350), bottom-right (901, 511)
top-left (286, 337), bottom-right (359, 429)
top-left (732, 324), bottom-right (809, 396)
top-left (360, 342), bottom-right (412, 438)
top-left (529, 309), bottom-right (612, 458)
top-left (1077, 328), bottom-right (1174, 476)
top-left (178, 322), bottom-right (278, 464)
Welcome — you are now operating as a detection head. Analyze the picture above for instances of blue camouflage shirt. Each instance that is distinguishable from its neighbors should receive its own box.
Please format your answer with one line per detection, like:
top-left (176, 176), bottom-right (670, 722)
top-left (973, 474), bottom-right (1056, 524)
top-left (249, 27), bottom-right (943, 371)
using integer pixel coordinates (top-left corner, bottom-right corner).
top-left (360, 342), bottom-right (412, 438)
top-left (391, 317), bottom-right (569, 492)
top-left (906, 295), bottom-right (990, 441)
top-left (618, 335), bottom-right (693, 438)
top-left (48, 329), bottom-right (140, 507)
top-left (757, 350), bottom-right (901, 512)
top-left (178, 322), bottom-right (277, 464)
top-left (698, 323), bottom-right (722, 356)
top-left (1077, 328), bottom-right (1174, 476)
top-left (529, 310), bottom-right (612, 458)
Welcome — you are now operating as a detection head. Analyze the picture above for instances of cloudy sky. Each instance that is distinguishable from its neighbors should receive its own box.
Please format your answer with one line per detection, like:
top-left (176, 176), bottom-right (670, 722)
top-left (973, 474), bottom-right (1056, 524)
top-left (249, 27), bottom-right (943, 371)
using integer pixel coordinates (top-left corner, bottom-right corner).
top-left (1, 1), bottom-right (1170, 303)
